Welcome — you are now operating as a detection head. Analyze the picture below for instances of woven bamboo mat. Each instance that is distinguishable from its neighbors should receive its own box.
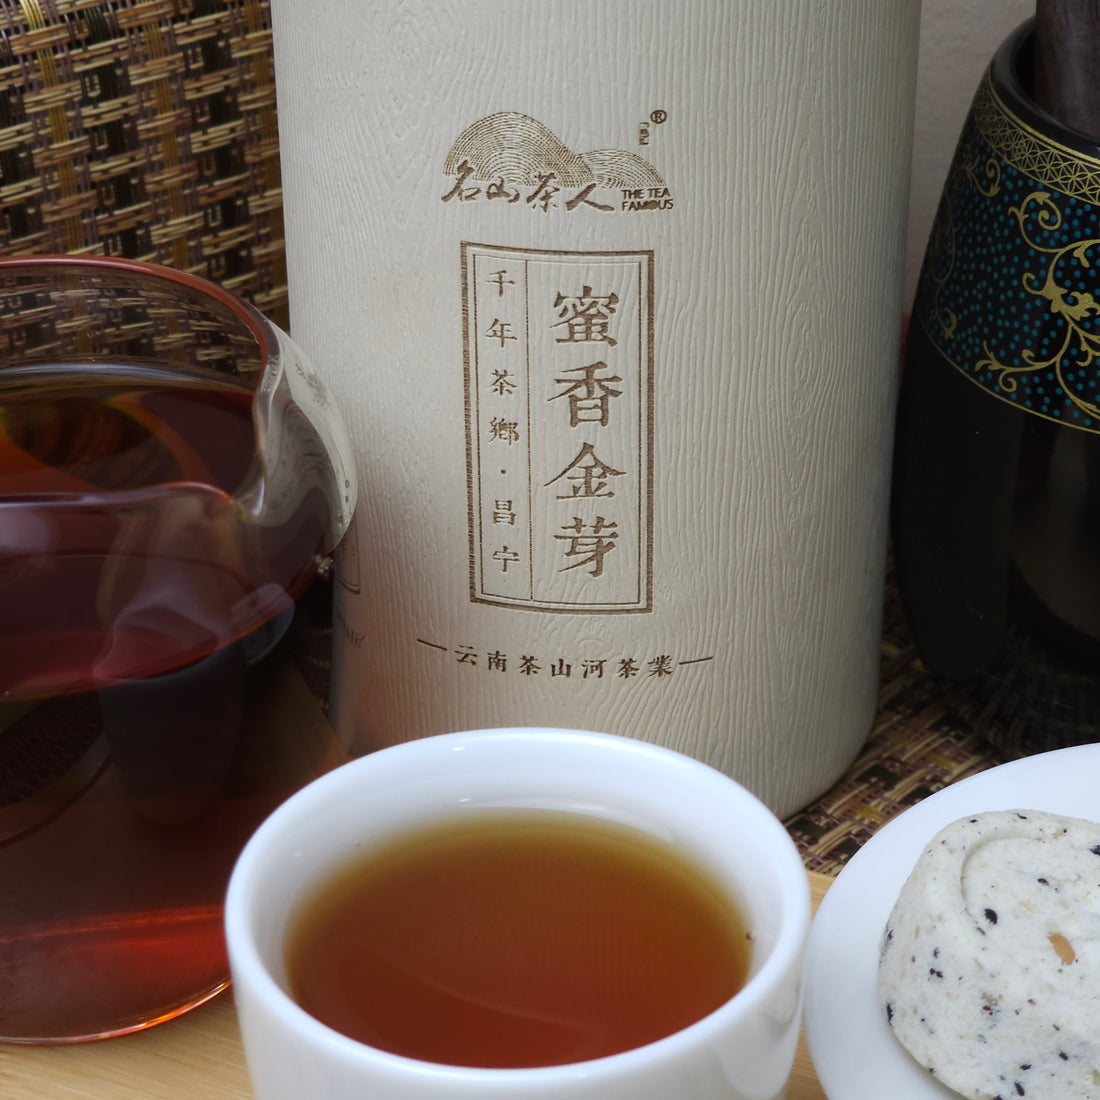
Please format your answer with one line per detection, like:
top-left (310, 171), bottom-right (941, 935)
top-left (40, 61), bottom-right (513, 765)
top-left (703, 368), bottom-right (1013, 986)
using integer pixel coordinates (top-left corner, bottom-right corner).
top-left (785, 565), bottom-right (1013, 877)
top-left (0, 0), bottom-right (287, 329)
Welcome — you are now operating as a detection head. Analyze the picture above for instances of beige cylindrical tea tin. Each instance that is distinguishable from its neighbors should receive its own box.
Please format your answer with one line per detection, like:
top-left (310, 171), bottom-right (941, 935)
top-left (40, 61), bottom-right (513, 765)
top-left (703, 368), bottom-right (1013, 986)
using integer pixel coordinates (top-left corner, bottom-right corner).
top-left (270, 0), bottom-right (920, 816)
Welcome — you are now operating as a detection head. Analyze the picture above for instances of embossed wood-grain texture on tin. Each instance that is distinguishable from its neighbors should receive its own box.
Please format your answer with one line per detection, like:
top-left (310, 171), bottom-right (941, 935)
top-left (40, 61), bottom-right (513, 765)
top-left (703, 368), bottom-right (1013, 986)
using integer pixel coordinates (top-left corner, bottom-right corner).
top-left (271, 0), bottom-right (921, 817)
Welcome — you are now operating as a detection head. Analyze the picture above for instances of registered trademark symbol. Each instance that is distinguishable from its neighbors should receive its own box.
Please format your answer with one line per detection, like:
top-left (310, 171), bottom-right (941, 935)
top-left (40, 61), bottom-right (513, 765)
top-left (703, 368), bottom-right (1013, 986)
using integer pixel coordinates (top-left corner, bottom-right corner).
top-left (649, 109), bottom-right (668, 124)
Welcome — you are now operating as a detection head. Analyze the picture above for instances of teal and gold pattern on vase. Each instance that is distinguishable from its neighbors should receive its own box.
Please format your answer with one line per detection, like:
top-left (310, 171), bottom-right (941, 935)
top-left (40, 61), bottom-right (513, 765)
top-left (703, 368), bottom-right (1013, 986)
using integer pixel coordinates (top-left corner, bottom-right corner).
top-left (916, 71), bottom-right (1100, 433)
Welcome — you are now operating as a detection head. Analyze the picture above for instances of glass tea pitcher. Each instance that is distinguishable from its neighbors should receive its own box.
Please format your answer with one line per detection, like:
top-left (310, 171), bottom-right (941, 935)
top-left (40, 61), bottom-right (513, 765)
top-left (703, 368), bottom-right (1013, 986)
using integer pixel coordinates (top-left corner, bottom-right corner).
top-left (0, 257), bottom-right (357, 1042)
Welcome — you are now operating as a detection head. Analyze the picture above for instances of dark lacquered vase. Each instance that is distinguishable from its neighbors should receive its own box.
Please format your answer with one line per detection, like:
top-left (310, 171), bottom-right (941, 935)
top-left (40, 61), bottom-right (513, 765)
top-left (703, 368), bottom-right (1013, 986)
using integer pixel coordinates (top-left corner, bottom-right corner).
top-left (894, 18), bottom-right (1100, 756)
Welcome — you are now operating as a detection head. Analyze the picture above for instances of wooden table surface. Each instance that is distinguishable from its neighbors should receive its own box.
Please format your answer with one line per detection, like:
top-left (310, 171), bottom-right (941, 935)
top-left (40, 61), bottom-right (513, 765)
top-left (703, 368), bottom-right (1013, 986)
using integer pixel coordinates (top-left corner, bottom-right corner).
top-left (0, 873), bottom-right (832, 1100)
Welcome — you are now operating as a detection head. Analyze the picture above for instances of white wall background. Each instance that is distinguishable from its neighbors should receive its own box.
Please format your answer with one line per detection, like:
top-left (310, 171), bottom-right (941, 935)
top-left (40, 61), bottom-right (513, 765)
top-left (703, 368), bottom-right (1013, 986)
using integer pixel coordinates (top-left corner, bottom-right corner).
top-left (904, 0), bottom-right (1034, 311)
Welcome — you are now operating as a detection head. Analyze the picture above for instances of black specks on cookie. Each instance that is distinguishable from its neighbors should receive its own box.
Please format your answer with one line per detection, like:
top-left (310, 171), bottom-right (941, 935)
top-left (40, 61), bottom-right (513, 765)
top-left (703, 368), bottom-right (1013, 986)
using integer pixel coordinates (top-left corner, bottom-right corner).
top-left (985, 908), bottom-right (999, 924)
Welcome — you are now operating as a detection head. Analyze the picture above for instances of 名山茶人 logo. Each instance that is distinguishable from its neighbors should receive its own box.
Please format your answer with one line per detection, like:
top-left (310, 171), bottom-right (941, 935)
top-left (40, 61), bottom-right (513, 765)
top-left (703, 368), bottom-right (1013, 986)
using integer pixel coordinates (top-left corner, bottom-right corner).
top-left (442, 111), bottom-right (673, 214)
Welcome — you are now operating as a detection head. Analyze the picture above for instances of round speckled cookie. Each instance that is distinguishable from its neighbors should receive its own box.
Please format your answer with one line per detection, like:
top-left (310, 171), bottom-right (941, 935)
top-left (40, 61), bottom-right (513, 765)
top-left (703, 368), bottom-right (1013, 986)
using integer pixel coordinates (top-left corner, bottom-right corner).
top-left (877, 810), bottom-right (1100, 1100)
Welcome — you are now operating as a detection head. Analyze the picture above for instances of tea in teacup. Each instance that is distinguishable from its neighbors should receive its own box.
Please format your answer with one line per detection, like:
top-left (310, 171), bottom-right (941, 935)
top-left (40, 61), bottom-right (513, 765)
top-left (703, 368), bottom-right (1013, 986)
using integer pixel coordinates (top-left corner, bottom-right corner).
top-left (284, 808), bottom-right (750, 1068)
top-left (226, 729), bottom-right (812, 1100)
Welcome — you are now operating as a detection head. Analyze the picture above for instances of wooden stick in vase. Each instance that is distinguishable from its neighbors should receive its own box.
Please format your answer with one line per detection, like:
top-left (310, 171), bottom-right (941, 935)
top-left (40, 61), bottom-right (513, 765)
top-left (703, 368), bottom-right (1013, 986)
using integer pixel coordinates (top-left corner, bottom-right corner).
top-left (1033, 0), bottom-right (1100, 141)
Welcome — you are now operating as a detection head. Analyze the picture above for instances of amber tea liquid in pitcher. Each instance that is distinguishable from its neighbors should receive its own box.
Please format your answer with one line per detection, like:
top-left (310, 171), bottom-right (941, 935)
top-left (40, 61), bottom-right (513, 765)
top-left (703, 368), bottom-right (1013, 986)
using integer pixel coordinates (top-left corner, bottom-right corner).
top-left (0, 258), bottom-right (356, 1043)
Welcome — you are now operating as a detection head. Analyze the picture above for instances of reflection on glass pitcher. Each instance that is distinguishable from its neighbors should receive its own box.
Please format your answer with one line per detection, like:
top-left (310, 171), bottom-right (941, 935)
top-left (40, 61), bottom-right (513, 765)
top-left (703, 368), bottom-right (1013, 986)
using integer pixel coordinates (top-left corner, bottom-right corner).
top-left (0, 257), bottom-right (357, 1043)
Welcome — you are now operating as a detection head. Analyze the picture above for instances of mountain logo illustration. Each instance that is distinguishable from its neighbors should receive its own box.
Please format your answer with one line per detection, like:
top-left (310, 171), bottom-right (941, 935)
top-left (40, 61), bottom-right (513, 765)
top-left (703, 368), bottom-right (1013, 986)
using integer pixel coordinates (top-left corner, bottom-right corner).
top-left (442, 111), bottom-right (672, 212)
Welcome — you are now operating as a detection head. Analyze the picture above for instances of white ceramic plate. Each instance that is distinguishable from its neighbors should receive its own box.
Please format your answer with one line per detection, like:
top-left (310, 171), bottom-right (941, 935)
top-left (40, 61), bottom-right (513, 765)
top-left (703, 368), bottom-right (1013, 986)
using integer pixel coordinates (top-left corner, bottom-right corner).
top-left (802, 743), bottom-right (1100, 1100)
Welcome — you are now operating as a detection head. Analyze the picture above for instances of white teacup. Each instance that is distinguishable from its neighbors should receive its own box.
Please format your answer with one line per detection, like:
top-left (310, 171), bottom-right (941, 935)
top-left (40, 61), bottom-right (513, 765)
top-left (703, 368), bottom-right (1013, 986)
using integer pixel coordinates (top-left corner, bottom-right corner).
top-left (225, 728), bottom-right (811, 1100)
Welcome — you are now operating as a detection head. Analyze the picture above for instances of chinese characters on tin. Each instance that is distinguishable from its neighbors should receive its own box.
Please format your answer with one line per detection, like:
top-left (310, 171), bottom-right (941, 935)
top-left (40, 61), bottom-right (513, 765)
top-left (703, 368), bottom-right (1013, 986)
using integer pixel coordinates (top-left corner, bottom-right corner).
top-left (464, 243), bottom-right (651, 611)
top-left (484, 280), bottom-right (626, 581)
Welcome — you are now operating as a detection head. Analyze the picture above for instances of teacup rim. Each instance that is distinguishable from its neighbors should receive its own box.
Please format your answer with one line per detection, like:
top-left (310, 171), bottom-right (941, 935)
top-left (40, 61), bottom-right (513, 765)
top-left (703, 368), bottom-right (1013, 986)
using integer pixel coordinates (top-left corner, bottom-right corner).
top-left (225, 727), bottom-right (812, 1082)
